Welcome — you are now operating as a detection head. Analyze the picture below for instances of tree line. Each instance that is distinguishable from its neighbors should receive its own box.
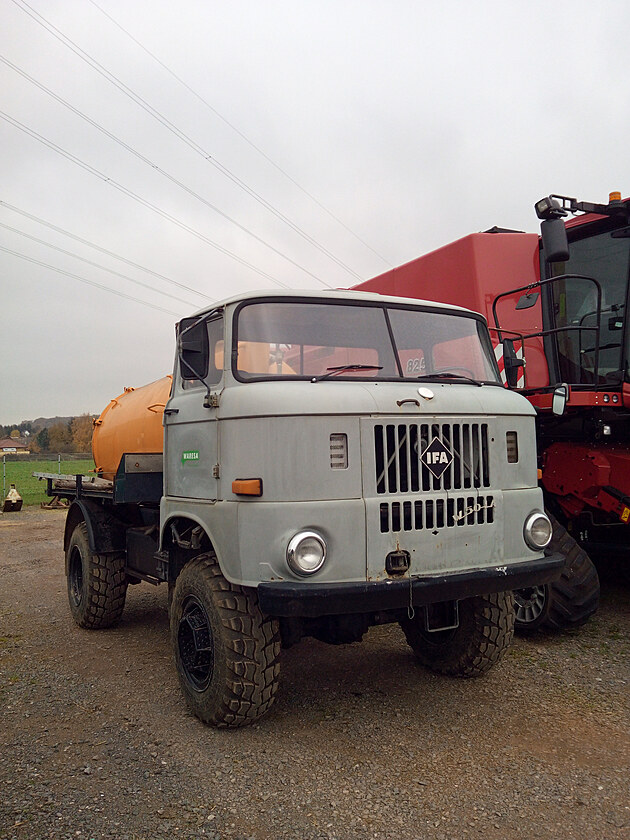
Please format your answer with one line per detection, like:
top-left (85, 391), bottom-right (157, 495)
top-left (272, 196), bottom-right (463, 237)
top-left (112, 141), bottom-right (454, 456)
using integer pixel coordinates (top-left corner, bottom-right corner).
top-left (1, 415), bottom-right (94, 453)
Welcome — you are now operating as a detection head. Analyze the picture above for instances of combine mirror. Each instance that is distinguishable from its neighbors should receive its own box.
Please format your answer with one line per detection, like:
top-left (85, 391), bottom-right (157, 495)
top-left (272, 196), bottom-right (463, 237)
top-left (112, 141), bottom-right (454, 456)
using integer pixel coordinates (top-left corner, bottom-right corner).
top-left (540, 218), bottom-right (569, 263)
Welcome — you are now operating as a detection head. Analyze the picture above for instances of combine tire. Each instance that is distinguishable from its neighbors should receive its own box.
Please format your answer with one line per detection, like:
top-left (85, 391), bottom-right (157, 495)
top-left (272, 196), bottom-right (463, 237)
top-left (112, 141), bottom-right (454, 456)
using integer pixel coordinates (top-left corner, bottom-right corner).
top-left (170, 553), bottom-right (281, 728)
top-left (399, 591), bottom-right (515, 677)
top-left (515, 516), bottom-right (599, 633)
top-left (66, 522), bottom-right (127, 629)
top-left (513, 585), bottom-right (551, 631)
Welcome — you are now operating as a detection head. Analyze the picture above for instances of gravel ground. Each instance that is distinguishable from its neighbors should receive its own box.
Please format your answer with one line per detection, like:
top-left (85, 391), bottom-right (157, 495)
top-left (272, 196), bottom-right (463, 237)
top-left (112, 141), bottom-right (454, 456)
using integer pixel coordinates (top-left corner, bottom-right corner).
top-left (1, 508), bottom-right (629, 840)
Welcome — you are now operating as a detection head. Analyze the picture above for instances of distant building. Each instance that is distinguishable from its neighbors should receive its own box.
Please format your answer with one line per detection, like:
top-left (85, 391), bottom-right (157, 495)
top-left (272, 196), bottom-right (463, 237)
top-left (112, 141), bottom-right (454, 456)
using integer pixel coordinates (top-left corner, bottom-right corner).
top-left (0, 438), bottom-right (30, 455)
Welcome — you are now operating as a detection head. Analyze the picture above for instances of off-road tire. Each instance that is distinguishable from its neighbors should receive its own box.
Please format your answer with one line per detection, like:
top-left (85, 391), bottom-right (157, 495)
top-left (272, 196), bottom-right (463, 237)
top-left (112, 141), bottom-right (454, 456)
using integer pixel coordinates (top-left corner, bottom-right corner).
top-left (66, 522), bottom-right (127, 629)
top-left (399, 591), bottom-right (515, 677)
top-left (522, 516), bottom-right (599, 632)
top-left (170, 553), bottom-right (281, 728)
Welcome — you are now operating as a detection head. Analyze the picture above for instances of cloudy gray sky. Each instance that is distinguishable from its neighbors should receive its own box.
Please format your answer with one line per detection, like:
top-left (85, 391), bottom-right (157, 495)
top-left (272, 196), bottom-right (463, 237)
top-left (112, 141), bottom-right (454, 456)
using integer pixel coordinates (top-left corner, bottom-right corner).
top-left (1, 0), bottom-right (628, 425)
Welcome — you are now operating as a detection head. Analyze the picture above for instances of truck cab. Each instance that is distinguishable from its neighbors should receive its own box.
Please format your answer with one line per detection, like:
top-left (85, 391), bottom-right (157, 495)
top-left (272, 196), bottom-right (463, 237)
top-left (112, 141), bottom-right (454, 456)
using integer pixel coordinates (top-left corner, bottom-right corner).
top-left (163, 290), bottom-right (552, 589)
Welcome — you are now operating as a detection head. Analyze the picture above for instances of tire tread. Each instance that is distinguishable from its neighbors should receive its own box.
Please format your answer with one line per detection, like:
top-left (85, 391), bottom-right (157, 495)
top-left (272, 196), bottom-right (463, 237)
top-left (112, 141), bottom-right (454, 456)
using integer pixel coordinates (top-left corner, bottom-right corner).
top-left (544, 517), bottom-right (600, 631)
top-left (172, 554), bottom-right (280, 728)
top-left (401, 591), bottom-right (515, 677)
top-left (68, 522), bottom-right (127, 629)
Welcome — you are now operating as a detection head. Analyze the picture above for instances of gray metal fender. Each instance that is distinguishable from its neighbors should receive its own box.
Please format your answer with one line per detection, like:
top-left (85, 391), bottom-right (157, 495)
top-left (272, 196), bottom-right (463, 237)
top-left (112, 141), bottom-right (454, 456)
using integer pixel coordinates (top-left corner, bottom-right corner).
top-left (63, 500), bottom-right (126, 572)
top-left (159, 507), bottom-right (235, 582)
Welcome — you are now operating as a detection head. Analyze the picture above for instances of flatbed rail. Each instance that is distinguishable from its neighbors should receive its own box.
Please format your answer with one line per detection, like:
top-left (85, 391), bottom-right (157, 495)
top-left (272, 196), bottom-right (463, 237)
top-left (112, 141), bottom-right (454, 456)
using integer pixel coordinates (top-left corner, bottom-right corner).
top-left (34, 472), bottom-right (114, 501)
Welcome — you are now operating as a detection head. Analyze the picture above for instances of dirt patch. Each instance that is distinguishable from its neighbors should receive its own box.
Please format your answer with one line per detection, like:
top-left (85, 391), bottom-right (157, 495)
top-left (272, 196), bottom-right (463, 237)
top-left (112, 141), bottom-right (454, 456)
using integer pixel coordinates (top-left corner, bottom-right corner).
top-left (1, 508), bottom-right (629, 839)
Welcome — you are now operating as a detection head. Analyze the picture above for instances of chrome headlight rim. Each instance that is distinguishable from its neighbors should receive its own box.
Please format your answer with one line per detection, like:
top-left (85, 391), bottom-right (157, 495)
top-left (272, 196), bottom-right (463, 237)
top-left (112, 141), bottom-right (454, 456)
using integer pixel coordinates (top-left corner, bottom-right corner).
top-left (523, 511), bottom-right (553, 550)
top-left (286, 530), bottom-right (327, 576)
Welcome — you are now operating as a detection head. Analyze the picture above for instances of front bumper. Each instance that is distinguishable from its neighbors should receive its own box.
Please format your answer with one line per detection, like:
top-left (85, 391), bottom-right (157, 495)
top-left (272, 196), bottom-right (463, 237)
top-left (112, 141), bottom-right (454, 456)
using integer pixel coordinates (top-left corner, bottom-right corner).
top-left (257, 553), bottom-right (564, 618)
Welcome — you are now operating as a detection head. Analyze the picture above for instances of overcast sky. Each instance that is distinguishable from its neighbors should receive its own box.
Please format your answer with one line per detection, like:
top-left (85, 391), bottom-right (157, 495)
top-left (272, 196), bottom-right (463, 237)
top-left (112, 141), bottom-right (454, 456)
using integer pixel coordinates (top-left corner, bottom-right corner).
top-left (1, 0), bottom-right (628, 425)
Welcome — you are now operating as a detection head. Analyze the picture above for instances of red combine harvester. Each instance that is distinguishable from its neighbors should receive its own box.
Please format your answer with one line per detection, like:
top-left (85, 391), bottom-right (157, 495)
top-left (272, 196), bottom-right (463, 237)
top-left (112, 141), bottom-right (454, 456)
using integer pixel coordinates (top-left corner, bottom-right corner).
top-left (356, 192), bottom-right (630, 631)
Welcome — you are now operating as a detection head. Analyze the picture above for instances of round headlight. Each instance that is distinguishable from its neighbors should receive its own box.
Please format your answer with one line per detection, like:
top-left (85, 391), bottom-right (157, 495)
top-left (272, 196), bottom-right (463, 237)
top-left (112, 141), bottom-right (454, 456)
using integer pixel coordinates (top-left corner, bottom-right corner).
top-left (287, 531), bottom-right (327, 576)
top-left (524, 512), bottom-right (553, 550)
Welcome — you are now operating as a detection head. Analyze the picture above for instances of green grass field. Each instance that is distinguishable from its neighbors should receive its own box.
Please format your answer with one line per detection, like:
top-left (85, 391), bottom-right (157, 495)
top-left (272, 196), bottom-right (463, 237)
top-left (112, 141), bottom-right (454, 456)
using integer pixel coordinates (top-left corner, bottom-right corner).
top-left (1, 459), bottom-right (95, 507)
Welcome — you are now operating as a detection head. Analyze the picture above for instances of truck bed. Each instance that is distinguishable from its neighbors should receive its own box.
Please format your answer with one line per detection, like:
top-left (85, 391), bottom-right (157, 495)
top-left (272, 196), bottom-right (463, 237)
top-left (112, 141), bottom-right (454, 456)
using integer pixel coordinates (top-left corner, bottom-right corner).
top-left (34, 472), bottom-right (114, 501)
top-left (34, 454), bottom-right (162, 505)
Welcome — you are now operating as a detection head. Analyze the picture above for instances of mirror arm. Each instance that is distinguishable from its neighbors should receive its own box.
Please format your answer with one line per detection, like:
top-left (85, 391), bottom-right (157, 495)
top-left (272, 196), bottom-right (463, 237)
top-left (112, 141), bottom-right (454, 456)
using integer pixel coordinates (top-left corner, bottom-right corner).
top-left (177, 308), bottom-right (221, 401)
top-left (502, 338), bottom-right (525, 388)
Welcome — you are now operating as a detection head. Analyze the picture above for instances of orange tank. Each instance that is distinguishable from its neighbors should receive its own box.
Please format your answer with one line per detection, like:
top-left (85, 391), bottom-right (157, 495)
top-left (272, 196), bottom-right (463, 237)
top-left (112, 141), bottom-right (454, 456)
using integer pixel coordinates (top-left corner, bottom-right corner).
top-left (92, 376), bottom-right (172, 480)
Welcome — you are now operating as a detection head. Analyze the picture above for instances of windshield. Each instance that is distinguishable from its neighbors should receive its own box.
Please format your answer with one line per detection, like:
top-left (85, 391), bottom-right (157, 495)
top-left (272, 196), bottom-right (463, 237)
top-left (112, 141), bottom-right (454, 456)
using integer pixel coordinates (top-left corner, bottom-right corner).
top-left (233, 299), bottom-right (500, 383)
top-left (544, 227), bottom-right (630, 384)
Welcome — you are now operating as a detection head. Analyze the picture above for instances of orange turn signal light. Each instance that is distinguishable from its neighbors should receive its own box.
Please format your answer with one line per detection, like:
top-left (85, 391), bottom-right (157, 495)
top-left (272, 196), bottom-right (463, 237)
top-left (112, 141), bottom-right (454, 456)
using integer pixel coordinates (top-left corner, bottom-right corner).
top-left (232, 478), bottom-right (263, 496)
top-left (537, 468), bottom-right (543, 480)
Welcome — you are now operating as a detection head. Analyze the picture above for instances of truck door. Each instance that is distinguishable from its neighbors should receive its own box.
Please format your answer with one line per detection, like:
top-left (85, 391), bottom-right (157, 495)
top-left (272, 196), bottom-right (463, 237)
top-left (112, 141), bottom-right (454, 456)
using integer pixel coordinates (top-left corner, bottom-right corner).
top-left (163, 315), bottom-right (223, 500)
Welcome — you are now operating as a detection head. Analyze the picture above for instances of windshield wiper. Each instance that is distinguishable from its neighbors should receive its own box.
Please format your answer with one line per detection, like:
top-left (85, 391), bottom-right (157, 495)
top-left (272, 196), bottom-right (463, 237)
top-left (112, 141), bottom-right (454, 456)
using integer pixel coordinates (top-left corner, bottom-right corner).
top-left (416, 372), bottom-right (484, 387)
top-left (311, 364), bottom-right (383, 382)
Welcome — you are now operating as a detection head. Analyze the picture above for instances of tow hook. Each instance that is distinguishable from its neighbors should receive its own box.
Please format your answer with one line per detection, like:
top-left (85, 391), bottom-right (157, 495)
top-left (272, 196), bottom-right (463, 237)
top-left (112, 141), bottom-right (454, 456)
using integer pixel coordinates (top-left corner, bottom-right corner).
top-left (386, 549), bottom-right (410, 575)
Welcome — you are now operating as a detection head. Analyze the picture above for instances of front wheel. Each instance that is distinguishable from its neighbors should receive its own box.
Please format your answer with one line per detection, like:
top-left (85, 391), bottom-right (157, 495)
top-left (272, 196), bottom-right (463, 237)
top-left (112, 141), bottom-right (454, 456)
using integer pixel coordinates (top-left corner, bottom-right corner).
top-left (170, 553), bottom-right (281, 728)
top-left (399, 591), bottom-right (515, 677)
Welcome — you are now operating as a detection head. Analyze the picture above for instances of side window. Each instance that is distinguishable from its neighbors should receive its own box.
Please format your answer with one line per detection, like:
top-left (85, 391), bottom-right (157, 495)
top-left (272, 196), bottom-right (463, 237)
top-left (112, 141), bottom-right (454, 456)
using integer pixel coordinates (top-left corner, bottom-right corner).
top-left (182, 317), bottom-right (224, 389)
top-left (207, 318), bottom-right (224, 385)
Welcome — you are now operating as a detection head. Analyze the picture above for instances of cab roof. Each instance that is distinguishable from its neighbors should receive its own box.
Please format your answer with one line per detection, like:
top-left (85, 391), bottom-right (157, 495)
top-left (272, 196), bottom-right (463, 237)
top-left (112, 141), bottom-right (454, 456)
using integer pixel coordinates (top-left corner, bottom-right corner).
top-left (192, 287), bottom-right (483, 320)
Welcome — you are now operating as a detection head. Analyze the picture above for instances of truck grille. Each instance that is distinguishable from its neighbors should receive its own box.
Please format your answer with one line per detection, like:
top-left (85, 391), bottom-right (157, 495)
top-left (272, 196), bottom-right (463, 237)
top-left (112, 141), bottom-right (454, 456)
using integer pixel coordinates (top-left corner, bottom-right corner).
top-left (379, 495), bottom-right (495, 533)
top-left (374, 422), bottom-right (490, 494)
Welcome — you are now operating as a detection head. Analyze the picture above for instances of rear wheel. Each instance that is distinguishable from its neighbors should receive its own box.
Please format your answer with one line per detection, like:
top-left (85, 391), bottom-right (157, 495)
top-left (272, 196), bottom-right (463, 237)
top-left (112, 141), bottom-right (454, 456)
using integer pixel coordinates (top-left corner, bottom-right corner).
top-left (399, 591), bottom-right (515, 677)
top-left (170, 553), bottom-right (281, 728)
top-left (514, 515), bottom-right (599, 633)
top-left (66, 522), bottom-right (127, 629)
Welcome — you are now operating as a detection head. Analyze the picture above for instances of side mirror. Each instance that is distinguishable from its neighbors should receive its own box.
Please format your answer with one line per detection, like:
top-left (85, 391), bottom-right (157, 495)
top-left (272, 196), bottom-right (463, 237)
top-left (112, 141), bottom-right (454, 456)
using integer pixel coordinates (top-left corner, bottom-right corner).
top-left (552, 383), bottom-right (569, 416)
top-left (502, 339), bottom-right (525, 388)
top-left (178, 317), bottom-right (209, 380)
top-left (515, 291), bottom-right (540, 310)
top-left (541, 218), bottom-right (570, 263)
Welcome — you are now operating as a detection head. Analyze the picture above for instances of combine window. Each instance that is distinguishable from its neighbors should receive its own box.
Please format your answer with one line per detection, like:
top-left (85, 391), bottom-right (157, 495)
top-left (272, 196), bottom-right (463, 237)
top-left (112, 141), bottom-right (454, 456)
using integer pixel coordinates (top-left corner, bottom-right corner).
top-left (546, 228), bottom-right (630, 385)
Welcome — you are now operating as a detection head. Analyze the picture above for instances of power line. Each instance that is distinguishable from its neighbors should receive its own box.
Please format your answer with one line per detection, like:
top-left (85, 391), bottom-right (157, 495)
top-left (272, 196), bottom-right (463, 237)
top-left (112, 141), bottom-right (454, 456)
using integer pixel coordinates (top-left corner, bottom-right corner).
top-left (0, 55), bottom-right (333, 288)
top-left (0, 200), bottom-right (211, 301)
top-left (0, 109), bottom-right (292, 289)
top-left (86, 0), bottom-right (394, 269)
top-left (0, 220), bottom-right (199, 308)
top-left (10, 0), bottom-right (363, 282)
top-left (0, 244), bottom-right (181, 316)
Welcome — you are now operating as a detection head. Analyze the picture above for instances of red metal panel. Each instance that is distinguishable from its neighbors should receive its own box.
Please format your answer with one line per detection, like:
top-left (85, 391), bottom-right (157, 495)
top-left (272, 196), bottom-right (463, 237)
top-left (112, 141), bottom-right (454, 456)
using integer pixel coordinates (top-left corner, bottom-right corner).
top-left (355, 232), bottom-right (550, 387)
top-left (530, 390), bottom-right (625, 411)
top-left (542, 442), bottom-right (630, 522)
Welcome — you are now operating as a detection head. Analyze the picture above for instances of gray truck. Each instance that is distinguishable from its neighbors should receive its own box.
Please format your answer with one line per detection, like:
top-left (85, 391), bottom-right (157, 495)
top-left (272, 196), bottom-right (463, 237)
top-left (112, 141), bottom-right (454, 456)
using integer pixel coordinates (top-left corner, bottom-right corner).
top-left (44, 289), bottom-right (562, 727)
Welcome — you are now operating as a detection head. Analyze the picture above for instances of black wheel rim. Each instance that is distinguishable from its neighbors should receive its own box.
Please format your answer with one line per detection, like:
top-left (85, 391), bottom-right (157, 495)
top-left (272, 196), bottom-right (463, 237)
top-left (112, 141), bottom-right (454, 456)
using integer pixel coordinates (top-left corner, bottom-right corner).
top-left (178, 595), bottom-right (214, 691)
top-left (514, 586), bottom-right (547, 625)
top-left (68, 546), bottom-right (84, 607)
